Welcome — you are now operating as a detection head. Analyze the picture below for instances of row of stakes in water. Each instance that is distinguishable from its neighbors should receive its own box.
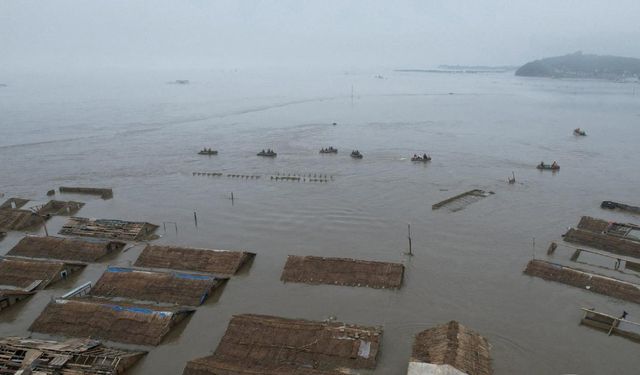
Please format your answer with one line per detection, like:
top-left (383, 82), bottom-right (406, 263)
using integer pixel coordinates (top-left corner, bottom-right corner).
top-left (193, 172), bottom-right (260, 178)
top-left (192, 171), bottom-right (333, 183)
top-left (272, 172), bottom-right (334, 183)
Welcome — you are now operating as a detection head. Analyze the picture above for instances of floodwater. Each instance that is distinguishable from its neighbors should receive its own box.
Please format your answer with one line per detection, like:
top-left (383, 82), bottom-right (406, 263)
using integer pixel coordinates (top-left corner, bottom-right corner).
top-left (1, 68), bottom-right (640, 374)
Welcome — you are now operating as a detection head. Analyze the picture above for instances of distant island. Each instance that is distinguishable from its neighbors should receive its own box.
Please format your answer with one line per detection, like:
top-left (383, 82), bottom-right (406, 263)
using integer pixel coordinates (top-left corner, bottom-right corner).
top-left (516, 52), bottom-right (640, 81)
top-left (396, 65), bottom-right (516, 74)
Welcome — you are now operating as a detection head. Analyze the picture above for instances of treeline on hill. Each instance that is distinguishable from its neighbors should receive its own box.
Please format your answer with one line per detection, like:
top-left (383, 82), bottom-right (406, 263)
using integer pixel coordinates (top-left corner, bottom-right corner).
top-left (516, 51), bottom-right (640, 79)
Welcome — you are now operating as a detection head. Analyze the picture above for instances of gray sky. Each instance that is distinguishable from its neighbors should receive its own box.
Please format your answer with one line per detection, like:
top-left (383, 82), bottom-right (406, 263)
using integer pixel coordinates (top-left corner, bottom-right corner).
top-left (2, 0), bottom-right (639, 70)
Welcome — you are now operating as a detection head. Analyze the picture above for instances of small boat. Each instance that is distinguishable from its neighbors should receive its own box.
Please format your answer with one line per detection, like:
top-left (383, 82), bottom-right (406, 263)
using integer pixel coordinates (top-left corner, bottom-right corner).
top-left (350, 150), bottom-right (363, 159)
top-left (601, 201), bottom-right (640, 215)
top-left (257, 149), bottom-right (277, 157)
top-left (411, 155), bottom-right (431, 162)
top-left (536, 163), bottom-right (560, 170)
top-left (319, 147), bottom-right (338, 154)
top-left (574, 128), bottom-right (587, 136)
top-left (198, 148), bottom-right (218, 155)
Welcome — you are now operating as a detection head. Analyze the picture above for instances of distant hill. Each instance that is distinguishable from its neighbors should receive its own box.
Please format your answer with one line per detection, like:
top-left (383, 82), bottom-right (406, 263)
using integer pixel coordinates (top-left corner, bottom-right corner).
top-left (516, 52), bottom-right (640, 80)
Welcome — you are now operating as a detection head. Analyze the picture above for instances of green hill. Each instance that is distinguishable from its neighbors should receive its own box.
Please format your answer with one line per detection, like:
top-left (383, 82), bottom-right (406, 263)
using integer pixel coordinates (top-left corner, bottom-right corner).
top-left (516, 52), bottom-right (640, 80)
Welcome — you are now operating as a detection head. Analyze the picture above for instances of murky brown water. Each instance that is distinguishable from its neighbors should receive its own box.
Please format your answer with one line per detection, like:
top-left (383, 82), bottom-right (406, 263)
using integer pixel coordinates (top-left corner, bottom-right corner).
top-left (1, 69), bottom-right (640, 374)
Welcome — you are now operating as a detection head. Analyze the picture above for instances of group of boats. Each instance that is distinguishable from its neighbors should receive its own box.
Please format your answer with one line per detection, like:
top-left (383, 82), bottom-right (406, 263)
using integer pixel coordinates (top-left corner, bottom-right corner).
top-left (200, 147), bottom-right (432, 162)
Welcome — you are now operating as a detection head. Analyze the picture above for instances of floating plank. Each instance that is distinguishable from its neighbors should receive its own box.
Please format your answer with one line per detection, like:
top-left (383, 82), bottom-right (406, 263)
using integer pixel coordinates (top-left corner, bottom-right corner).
top-left (281, 255), bottom-right (404, 289)
top-left (409, 321), bottom-right (493, 375)
top-left (524, 260), bottom-right (640, 304)
top-left (432, 189), bottom-right (493, 212)
top-left (183, 314), bottom-right (382, 375)
top-left (134, 245), bottom-right (255, 276)
top-left (30, 298), bottom-right (194, 346)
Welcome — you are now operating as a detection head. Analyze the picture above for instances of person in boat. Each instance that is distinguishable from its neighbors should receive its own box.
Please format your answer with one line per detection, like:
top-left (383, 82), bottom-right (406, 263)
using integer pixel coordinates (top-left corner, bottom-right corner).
top-left (423, 153), bottom-right (428, 160)
top-left (261, 149), bottom-right (265, 154)
top-left (413, 154), bottom-right (418, 159)
top-left (551, 161), bottom-right (558, 168)
top-left (539, 161), bottom-right (545, 168)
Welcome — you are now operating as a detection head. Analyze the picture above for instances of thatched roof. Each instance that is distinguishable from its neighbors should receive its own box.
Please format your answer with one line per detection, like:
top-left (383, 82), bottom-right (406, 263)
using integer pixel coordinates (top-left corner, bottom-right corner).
top-left (184, 358), bottom-right (346, 375)
top-left (36, 200), bottom-right (85, 216)
top-left (0, 336), bottom-right (145, 375)
top-left (576, 216), bottom-right (611, 233)
top-left (59, 217), bottom-right (159, 241)
top-left (30, 298), bottom-right (194, 346)
top-left (411, 321), bottom-right (492, 375)
top-left (564, 227), bottom-right (640, 258)
top-left (0, 197), bottom-right (29, 210)
top-left (524, 259), bottom-right (640, 304)
top-left (281, 255), bottom-right (404, 289)
top-left (0, 257), bottom-right (85, 289)
top-left (0, 208), bottom-right (43, 231)
top-left (90, 267), bottom-right (226, 306)
top-left (7, 235), bottom-right (124, 262)
top-left (183, 314), bottom-right (382, 375)
top-left (134, 245), bottom-right (255, 275)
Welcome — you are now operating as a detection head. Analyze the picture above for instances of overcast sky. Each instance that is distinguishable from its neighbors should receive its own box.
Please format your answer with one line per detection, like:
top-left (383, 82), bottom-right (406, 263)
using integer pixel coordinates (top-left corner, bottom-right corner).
top-left (2, 0), bottom-right (640, 71)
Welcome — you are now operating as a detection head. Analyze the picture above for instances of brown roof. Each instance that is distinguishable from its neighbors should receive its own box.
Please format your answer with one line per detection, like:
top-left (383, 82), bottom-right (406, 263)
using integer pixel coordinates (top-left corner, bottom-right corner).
top-left (564, 228), bottom-right (640, 258)
top-left (0, 197), bottom-right (29, 210)
top-left (576, 216), bottom-right (611, 233)
top-left (90, 267), bottom-right (226, 306)
top-left (30, 298), bottom-right (194, 346)
top-left (183, 314), bottom-right (382, 375)
top-left (0, 257), bottom-right (85, 289)
top-left (281, 255), bottom-right (404, 289)
top-left (0, 337), bottom-right (145, 375)
top-left (134, 245), bottom-right (255, 275)
top-left (0, 208), bottom-right (43, 231)
top-left (7, 236), bottom-right (124, 262)
top-left (184, 358), bottom-right (345, 375)
top-left (524, 259), bottom-right (640, 304)
top-left (36, 200), bottom-right (85, 216)
top-left (411, 321), bottom-right (493, 375)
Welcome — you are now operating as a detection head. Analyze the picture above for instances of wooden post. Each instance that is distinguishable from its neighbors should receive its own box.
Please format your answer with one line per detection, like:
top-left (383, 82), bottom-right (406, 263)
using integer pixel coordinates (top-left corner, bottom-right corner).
top-left (532, 237), bottom-right (536, 259)
top-left (194, 211), bottom-right (198, 228)
top-left (406, 224), bottom-right (413, 256)
top-left (42, 216), bottom-right (49, 237)
top-left (547, 242), bottom-right (558, 255)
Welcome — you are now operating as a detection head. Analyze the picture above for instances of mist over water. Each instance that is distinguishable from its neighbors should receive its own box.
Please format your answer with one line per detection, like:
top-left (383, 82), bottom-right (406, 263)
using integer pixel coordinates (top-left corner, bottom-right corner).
top-left (1, 68), bottom-right (640, 374)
